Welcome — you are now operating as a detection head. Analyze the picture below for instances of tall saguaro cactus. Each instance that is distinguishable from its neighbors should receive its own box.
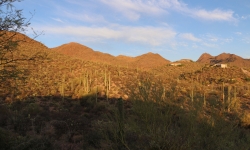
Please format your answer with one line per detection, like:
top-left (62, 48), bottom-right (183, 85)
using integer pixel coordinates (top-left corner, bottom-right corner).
top-left (227, 85), bottom-right (231, 112)
top-left (104, 70), bottom-right (107, 87)
top-left (203, 89), bottom-right (206, 107)
top-left (60, 74), bottom-right (66, 101)
top-left (222, 82), bottom-right (225, 110)
top-left (117, 97), bottom-right (128, 149)
top-left (103, 71), bottom-right (111, 101)
top-left (108, 72), bottom-right (111, 90)
top-left (190, 78), bottom-right (194, 103)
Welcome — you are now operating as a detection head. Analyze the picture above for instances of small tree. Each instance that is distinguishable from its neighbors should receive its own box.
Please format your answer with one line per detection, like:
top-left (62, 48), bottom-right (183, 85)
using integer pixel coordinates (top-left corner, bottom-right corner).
top-left (0, 0), bottom-right (43, 98)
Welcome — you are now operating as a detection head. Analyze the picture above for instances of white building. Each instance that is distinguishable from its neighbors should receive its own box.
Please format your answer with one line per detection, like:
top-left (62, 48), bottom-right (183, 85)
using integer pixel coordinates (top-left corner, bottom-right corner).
top-left (170, 63), bottom-right (182, 66)
top-left (213, 64), bottom-right (227, 68)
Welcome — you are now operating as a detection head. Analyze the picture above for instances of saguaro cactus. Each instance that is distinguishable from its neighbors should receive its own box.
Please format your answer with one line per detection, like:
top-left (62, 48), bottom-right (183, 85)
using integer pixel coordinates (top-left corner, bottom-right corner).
top-left (203, 90), bottom-right (206, 107)
top-left (222, 82), bottom-right (225, 110)
top-left (117, 97), bottom-right (125, 149)
top-left (108, 72), bottom-right (111, 90)
top-left (227, 85), bottom-right (231, 112)
top-left (104, 70), bottom-right (107, 87)
top-left (60, 74), bottom-right (65, 101)
top-left (190, 79), bottom-right (194, 103)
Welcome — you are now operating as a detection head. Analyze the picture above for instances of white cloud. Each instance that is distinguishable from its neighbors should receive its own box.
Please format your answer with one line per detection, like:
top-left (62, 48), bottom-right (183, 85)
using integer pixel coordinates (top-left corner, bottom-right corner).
top-left (209, 38), bottom-right (218, 42)
top-left (51, 18), bottom-right (64, 23)
top-left (179, 33), bottom-right (201, 42)
top-left (100, 0), bottom-right (167, 20)
top-left (53, 4), bottom-right (108, 24)
top-left (62, 10), bottom-right (107, 23)
top-left (39, 25), bottom-right (176, 46)
top-left (190, 9), bottom-right (236, 21)
top-left (222, 38), bottom-right (233, 43)
top-left (243, 37), bottom-right (250, 44)
top-left (192, 44), bottom-right (198, 48)
top-left (235, 32), bottom-right (242, 35)
top-left (204, 34), bottom-right (233, 43)
top-left (99, 0), bottom-right (237, 22)
top-left (202, 42), bottom-right (217, 48)
top-left (241, 15), bottom-right (250, 19)
top-left (170, 0), bottom-right (236, 21)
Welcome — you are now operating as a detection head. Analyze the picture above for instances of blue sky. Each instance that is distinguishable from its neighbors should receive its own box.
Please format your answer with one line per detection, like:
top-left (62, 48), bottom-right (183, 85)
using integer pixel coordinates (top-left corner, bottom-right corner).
top-left (14, 0), bottom-right (250, 61)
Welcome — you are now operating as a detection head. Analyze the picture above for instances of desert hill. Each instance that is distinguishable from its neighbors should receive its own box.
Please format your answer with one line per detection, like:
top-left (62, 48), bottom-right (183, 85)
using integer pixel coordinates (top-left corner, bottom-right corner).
top-left (131, 52), bottom-right (170, 69)
top-left (51, 42), bottom-right (170, 69)
top-left (2, 31), bottom-right (48, 51)
top-left (197, 52), bottom-right (250, 67)
top-left (51, 42), bottom-right (118, 64)
top-left (196, 53), bottom-right (214, 63)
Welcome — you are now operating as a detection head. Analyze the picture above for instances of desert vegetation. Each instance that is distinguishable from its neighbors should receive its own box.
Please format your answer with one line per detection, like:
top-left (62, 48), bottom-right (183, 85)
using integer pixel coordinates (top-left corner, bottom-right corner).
top-left (1, 35), bottom-right (250, 149)
top-left (1, 0), bottom-right (250, 149)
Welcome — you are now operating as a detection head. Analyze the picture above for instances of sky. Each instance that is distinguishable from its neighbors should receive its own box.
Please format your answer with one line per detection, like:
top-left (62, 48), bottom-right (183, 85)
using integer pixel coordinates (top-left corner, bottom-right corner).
top-left (13, 0), bottom-right (250, 61)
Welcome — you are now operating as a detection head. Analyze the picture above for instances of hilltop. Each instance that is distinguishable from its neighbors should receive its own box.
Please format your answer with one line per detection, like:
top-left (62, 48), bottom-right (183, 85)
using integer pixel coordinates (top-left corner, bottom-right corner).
top-left (130, 52), bottom-right (170, 69)
top-left (51, 42), bottom-right (117, 64)
top-left (196, 53), bottom-right (214, 63)
top-left (197, 52), bottom-right (250, 67)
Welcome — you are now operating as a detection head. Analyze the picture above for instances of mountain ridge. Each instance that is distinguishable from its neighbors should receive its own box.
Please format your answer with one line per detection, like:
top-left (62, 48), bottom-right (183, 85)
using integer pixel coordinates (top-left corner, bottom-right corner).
top-left (51, 42), bottom-right (171, 69)
top-left (6, 32), bottom-right (250, 68)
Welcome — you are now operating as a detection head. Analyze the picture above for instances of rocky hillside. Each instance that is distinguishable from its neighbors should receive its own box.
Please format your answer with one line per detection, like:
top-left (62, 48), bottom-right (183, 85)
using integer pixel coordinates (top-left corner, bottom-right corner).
top-left (197, 52), bottom-right (250, 67)
top-left (196, 53), bottom-right (214, 64)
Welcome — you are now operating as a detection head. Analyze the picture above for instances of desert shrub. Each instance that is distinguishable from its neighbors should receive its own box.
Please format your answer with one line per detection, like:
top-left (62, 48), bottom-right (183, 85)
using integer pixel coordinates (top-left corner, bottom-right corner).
top-left (83, 129), bottom-right (102, 149)
top-left (22, 102), bottom-right (42, 118)
top-left (33, 115), bottom-right (47, 134)
top-left (240, 112), bottom-right (250, 128)
top-left (0, 105), bottom-right (10, 126)
top-left (90, 102), bottom-right (107, 115)
top-left (9, 100), bottom-right (25, 111)
top-left (11, 136), bottom-right (53, 150)
top-left (50, 120), bottom-right (69, 138)
top-left (0, 127), bottom-right (12, 150)
top-left (11, 112), bottom-right (30, 136)
top-left (79, 94), bottom-right (96, 108)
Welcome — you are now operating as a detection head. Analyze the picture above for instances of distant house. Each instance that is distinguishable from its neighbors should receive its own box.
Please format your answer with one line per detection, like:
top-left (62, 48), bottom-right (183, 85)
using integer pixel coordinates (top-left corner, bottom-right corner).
top-left (213, 64), bottom-right (227, 68)
top-left (170, 63), bottom-right (182, 66)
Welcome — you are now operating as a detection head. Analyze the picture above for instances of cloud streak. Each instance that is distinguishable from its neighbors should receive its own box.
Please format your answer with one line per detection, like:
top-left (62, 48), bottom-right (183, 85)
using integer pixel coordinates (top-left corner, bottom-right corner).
top-left (100, 0), bottom-right (237, 22)
top-left (39, 25), bottom-right (176, 46)
top-left (179, 33), bottom-right (201, 42)
top-left (51, 17), bottom-right (64, 23)
top-left (100, 0), bottom-right (167, 20)
top-left (52, 3), bottom-right (108, 24)
top-left (190, 9), bottom-right (236, 21)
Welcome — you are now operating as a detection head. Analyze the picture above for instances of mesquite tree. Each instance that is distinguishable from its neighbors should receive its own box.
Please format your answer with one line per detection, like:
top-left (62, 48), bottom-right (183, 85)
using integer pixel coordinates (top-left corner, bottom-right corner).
top-left (0, 0), bottom-right (42, 97)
